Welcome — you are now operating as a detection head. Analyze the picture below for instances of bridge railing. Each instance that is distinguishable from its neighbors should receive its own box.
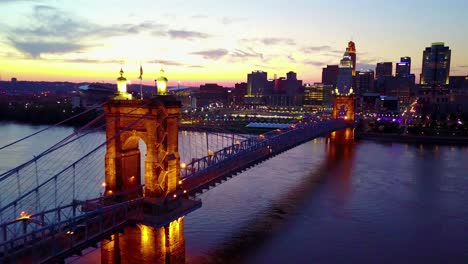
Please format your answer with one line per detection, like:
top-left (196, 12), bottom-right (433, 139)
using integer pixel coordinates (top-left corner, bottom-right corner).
top-left (0, 186), bottom-right (143, 248)
top-left (0, 198), bottom-right (144, 262)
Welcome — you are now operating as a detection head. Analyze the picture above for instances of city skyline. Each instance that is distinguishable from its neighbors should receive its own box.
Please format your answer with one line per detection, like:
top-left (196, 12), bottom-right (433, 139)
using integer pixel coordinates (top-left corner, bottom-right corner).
top-left (1, 0), bottom-right (467, 86)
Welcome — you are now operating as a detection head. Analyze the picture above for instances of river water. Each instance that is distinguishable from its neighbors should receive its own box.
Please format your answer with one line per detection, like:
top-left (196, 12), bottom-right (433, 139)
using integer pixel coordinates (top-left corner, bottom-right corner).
top-left (0, 123), bottom-right (466, 263)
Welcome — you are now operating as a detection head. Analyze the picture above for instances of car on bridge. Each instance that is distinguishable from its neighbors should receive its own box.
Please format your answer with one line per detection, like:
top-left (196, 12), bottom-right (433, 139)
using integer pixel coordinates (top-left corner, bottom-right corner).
top-left (66, 224), bottom-right (87, 241)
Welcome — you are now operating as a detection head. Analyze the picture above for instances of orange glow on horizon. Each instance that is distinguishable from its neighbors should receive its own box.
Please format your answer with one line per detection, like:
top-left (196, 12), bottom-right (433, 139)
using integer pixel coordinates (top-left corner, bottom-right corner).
top-left (1, 56), bottom-right (322, 86)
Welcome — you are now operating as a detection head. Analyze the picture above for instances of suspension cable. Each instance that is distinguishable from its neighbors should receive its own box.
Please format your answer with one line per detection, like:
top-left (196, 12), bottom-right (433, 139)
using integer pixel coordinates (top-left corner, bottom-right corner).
top-left (0, 101), bottom-right (151, 182)
top-left (0, 110), bottom-right (152, 214)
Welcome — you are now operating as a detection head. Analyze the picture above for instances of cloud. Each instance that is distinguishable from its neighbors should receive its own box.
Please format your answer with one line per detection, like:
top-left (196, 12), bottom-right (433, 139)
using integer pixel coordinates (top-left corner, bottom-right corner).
top-left (253, 64), bottom-right (280, 70)
top-left (9, 39), bottom-right (87, 58)
top-left (167, 30), bottom-right (211, 40)
top-left (147, 59), bottom-right (185, 66)
top-left (59, 58), bottom-right (122, 64)
top-left (260, 38), bottom-right (295, 46)
top-left (288, 54), bottom-right (296, 63)
top-left (242, 37), bottom-right (296, 46)
top-left (358, 57), bottom-right (378, 64)
top-left (322, 52), bottom-right (342, 58)
top-left (457, 65), bottom-right (468, 68)
top-left (5, 5), bottom-right (208, 58)
top-left (14, 5), bottom-right (164, 39)
top-left (221, 17), bottom-right (247, 25)
top-left (191, 14), bottom-right (208, 19)
top-left (356, 63), bottom-right (376, 71)
top-left (303, 59), bottom-right (328, 67)
top-left (6, 5), bottom-right (166, 57)
top-left (231, 48), bottom-right (263, 59)
top-left (301, 45), bottom-right (333, 53)
top-left (191, 49), bottom-right (228, 60)
top-left (0, 0), bottom-right (41, 3)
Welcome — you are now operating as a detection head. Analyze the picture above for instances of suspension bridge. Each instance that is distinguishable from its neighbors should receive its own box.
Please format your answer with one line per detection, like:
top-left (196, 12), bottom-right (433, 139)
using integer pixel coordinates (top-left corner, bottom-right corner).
top-left (0, 88), bottom-right (353, 263)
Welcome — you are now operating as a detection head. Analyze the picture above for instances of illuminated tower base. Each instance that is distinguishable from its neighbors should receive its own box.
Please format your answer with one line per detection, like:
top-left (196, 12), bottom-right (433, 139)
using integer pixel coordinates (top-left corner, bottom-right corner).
top-left (332, 94), bottom-right (355, 123)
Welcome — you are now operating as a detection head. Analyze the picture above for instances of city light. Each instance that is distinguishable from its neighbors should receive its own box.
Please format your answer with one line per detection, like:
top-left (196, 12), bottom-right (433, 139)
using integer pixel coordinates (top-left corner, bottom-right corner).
top-left (18, 211), bottom-right (31, 220)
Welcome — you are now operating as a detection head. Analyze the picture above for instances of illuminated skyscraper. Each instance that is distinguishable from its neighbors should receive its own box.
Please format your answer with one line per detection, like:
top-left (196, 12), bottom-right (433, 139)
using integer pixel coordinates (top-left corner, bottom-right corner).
top-left (347, 41), bottom-right (357, 76)
top-left (396, 62), bottom-right (410, 77)
top-left (420, 42), bottom-right (451, 85)
top-left (336, 52), bottom-right (353, 94)
top-left (303, 83), bottom-right (333, 110)
top-left (396, 57), bottom-right (411, 77)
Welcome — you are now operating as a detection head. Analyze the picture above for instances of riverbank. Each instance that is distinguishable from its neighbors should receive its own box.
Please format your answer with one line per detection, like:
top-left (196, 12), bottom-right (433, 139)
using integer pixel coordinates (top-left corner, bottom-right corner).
top-left (356, 132), bottom-right (468, 145)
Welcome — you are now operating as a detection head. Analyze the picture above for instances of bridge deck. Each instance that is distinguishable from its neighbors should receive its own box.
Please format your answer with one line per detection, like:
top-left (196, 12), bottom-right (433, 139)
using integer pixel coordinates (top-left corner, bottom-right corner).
top-left (181, 120), bottom-right (347, 196)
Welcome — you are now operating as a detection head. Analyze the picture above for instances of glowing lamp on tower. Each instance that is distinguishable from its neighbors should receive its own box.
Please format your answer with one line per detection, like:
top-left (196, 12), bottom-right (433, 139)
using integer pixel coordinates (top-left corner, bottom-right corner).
top-left (115, 68), bottom-right (132, 100)
top-left (156, 68), bottom-right (168, 95)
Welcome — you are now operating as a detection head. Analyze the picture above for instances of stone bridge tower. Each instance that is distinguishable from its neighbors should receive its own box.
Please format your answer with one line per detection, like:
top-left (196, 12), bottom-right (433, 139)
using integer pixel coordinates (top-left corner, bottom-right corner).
top-left (333, 94), bottom-right (355, 123)
top-left (103, 69), bottom-right (181, 199)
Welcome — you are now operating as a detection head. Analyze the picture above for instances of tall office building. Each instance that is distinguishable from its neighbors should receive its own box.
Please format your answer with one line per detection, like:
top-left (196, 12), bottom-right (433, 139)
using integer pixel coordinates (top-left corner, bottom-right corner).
top-left (247, 71), bottom-right (268, 96)
top-left (376, 62), bottom-right (393, 79)
top-left (286, 71), bottom-right (297, 80)
top-left (336, 52), bottom-right (353, 94)
top-left (284, 71), bottom-right (302, 96)
top-left (356, 70), bottom-right (375, 94)
top-left (401, 56), bottom-right (411, 72)
top-left (303, 83), bottom-right (333, 110)
top-left (322, 65), bottom-right (339, 87)
top-left (347, 41), bottom-right (357, 76)
top-left (383, 74), bottom-right (415, 111)
top-left (233, 82), bottom-right (247, 104)
top-left (396, 57), bottom-right (411, 77)
top-left (420, 42), bottom-right (451, 85)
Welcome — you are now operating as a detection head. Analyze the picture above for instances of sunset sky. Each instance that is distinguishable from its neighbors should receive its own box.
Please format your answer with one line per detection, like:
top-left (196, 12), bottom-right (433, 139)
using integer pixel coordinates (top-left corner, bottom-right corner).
top-left (0, 0), bottom-right (467, 86)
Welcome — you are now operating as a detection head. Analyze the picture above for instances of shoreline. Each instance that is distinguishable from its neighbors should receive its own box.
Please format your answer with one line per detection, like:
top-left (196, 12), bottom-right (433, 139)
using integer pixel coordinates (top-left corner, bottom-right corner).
top-left (356, 132), bottom-right (468, 146)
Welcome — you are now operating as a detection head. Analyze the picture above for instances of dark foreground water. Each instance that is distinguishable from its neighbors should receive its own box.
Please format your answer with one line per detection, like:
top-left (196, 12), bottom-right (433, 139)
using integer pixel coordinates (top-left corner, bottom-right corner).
top-left (0, 123), bottom-right (466, 263)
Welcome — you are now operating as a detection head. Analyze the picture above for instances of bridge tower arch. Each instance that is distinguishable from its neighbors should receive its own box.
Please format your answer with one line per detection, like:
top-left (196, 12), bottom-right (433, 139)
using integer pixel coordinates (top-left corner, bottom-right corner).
top-left (104, 69), bottom-right (181, 199)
